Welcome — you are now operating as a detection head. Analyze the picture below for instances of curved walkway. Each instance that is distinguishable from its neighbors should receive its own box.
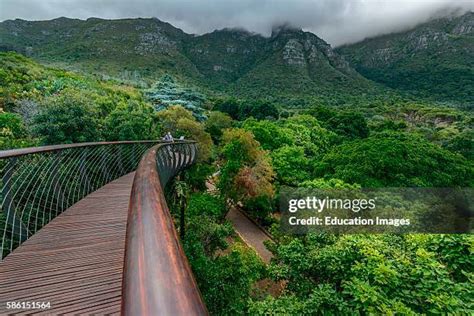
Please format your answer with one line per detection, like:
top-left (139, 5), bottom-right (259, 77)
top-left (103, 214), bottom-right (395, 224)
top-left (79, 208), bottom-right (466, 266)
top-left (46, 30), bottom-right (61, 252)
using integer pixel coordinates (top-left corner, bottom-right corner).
top-left (206, 180), bottom-right (273, 263)
top-left (0, 173), bottom-right (135, 315)
top-left (226, 207), bottom-right (273, 263)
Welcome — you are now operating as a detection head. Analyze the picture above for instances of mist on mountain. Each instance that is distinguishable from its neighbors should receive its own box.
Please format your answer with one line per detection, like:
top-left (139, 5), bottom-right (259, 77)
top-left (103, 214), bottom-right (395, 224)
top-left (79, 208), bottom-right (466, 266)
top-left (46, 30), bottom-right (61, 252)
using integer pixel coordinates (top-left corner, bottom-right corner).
top-left (1, 0), bottom-right (473, 46)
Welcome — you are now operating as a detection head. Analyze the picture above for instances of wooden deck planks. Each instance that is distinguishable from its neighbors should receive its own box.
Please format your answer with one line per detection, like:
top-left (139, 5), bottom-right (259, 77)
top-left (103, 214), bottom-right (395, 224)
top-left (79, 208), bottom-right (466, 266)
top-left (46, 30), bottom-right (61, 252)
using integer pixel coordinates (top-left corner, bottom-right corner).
top-left (0, 172), bottom-right (135, 315)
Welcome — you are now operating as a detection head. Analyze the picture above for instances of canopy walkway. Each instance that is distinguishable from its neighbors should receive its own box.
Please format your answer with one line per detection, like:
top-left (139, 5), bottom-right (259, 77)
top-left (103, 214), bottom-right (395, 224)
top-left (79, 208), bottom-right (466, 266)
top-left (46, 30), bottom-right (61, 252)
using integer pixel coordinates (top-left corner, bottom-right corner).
top-left (0, 141), bottom-right (207, 315)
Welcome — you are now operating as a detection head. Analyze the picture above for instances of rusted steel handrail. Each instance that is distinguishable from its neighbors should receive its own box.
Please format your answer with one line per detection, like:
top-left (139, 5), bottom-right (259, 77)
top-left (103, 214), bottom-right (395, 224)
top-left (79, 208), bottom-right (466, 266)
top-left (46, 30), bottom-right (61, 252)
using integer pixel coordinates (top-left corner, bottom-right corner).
top-left (122, 141), bottom-right (207, 316)
top-left (0, 140), bottom-right (160, 159)
top-left (0, 141), bottom-right (161, 259)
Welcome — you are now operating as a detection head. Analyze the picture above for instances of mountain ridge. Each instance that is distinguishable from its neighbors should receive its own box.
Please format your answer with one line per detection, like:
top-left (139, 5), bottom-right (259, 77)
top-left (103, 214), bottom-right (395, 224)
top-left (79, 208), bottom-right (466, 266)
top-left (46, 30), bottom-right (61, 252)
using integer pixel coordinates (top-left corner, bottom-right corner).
top-left (1, 13), bottom-right (472, 104)
top-left (0, 16), bottom-right (379, 101)
top-left (337, 11), bottom-right (473, 104)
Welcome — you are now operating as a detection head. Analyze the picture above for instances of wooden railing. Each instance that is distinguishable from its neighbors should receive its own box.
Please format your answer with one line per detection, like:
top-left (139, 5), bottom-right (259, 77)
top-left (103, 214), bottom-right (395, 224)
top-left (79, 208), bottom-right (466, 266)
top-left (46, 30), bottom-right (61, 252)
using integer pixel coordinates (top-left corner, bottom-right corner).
top-left (121, 141), bottom-right (208, 315)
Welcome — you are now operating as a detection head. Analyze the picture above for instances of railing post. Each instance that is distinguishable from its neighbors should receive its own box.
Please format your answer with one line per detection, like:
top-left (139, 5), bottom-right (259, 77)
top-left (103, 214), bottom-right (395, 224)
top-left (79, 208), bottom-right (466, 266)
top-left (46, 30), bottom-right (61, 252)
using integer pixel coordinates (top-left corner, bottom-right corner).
top-left (1, 158), bottom-right (29, 244)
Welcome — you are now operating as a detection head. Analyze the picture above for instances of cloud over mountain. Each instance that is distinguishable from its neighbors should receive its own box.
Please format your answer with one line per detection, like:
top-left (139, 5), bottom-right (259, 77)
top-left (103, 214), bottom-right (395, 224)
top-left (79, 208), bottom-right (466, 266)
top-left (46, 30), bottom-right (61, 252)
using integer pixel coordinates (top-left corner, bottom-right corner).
top-left (0, 0), bottom-right (473, 46)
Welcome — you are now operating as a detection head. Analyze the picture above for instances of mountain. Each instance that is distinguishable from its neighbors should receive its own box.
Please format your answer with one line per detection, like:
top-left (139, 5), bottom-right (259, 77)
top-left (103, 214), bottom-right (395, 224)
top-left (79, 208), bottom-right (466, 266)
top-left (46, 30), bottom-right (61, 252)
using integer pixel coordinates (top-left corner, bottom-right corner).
top-left (225, 26), bottom-right (376, 99)
top-left (337, 12), bottom-right (474, 104)
top-left (0, 17), bottom-right (378, 102)
top-left (0, 17), bottom-right (202, 83)
top-left (182, 25), bottom-right (376, 99)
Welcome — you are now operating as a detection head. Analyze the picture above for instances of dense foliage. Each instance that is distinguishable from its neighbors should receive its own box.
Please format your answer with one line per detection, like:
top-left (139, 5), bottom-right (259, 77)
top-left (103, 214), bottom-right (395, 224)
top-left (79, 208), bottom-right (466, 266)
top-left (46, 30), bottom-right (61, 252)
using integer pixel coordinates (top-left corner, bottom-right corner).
top-left (0, 52), bottom-right (159, 146)
top-left (215, 98), bottom-right (279, 121)
top-left (251, 234), bottom-right (473, 314)
top-left (156, 105), bottom-right (213, 161)
top-left (104, 100), bottom-right (159, 141)
top-left (204, 111), bottom-right (233, 143)
top-left (0, 110), bottom-right (35, 149)
top-left (177, 190), bottom-right (266, 315)
top-left (218, 129), bottom-right (275, 218)
top-left (32, 90), bottom-right (102, 144)
top-left (314, 132), bottom-right (473, 187)
top-left (1, 30), bottom-right (473, 315)
top-left (213, 102), bottom-right (473, 314)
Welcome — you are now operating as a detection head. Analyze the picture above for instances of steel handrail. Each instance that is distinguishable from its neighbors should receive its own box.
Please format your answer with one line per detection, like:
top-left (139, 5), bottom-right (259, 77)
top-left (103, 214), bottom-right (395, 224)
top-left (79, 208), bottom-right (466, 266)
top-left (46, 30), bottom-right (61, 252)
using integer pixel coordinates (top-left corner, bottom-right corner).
top-left (0, 140), bottom-right (161, 159)
top-left (122, 141), bottom-right (207, 316)
top-left (0, 140), bottom-right (163, 259)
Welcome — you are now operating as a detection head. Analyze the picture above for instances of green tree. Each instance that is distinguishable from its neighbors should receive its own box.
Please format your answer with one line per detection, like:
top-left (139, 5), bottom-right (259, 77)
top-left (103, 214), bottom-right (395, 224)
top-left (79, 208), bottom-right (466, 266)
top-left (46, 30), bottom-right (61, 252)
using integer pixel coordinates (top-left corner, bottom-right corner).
top-left (239, 100), bottom-right (279, 121)
top-left (271, 145), bottom-right (310, 185)
top-left (214, 98), bottom-right (279, 121)
top-left (219, 128), bottom-right (275, 204)
top-left (252, 234), bottom-right (473, 315)
top-left (104, 100), bottom-right (158, 141)
top-left (0, 111), bottom-right (36, 149)
top-left (145, 75), bottom-right (207, 120)
top-left (299, 178), bottom-right (360, 189)
top-left (182, 193), bottom-right (265, 315)
top-left (187, 193), bottom-right (226, 219)
top-left (32, 90), bottom-right (102, 144)
top-left (214, 98), bottom-right (241, 120)
top-left (242, 118), bottom-right (293, 151)
top-left (205, 111), bottom-right (233, 143)
top-left (328, 112), bottom-right (369, 140)
top-left (0, 112), bottom-right (27, 138)
top-left (157, 105), bottom-right (213, 161)
top-left (314, 132), bottom-right (473, 187)
top-left (444, 129), bottom-right (473, 160)
top-left (183, 163), bottom-right (215, 191)
top-left (242, 195), bottom-right (274, 223)
top-left (303, 105), bottom-right (337, 123)
top-left (283, 115), bottom-right (335, 155)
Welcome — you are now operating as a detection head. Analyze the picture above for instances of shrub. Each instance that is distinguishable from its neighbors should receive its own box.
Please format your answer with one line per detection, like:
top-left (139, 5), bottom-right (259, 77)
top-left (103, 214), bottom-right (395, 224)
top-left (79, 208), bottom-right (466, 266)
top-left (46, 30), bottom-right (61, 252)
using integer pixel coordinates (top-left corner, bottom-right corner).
top-left (32, 90), bottom-right (102, 144)
top-left (314, 132), bottom-right (473, 187)
top-left (187, 193), bottom-right (226, 219)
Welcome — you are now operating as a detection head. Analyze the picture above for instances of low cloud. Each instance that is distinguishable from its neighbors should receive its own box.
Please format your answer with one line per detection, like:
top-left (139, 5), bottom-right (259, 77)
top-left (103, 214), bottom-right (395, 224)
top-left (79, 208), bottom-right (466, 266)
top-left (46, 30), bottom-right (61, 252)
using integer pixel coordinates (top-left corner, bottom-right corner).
top-left (0, 0), bottom-right (473, 46)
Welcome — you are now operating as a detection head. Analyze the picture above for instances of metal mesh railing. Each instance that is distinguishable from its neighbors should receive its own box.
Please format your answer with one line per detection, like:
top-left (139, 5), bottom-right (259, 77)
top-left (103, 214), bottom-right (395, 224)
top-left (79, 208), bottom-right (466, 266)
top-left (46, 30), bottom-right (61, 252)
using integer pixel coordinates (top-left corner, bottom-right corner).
top-left (156, 142), bottom-right (198, 186)
top-left (0, 141), bottom-right (160, 260)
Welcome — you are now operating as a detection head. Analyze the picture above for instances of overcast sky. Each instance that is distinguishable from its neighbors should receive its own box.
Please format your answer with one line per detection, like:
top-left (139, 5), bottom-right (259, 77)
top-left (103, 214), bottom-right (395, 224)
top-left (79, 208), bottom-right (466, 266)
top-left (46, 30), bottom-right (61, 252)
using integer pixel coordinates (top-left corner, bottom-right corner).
top-left (0, 0), bottom-right (473, 46)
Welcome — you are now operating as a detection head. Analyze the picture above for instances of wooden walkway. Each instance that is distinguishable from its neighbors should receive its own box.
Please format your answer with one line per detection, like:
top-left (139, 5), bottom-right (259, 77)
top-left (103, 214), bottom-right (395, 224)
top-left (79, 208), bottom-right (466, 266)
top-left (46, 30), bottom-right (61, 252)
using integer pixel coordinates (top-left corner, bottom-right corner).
top-left (0, 173), bottom-right (135, 315)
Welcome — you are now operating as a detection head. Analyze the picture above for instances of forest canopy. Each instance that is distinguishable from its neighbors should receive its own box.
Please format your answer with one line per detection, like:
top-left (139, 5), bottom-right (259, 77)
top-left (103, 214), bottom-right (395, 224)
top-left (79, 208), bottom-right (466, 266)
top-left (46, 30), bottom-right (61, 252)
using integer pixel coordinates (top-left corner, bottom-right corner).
top-left (0, 51), bottom-right (473, 315)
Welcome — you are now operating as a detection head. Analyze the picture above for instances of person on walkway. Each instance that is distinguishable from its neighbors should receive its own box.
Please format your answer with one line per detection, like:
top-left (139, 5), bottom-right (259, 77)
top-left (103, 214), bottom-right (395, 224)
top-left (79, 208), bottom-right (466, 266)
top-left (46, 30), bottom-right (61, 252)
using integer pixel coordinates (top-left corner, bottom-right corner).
top-left (163, 132), bottom-right (174, 142)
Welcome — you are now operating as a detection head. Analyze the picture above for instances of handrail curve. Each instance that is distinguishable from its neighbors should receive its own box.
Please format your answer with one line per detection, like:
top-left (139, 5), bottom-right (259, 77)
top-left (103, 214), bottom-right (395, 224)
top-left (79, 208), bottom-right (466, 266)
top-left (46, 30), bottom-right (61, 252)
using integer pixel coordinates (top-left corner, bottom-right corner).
top-left (0, 140), bottom-right (162, 259)
top-left (0, 140), bottom-right (160, 159)
top-left (122, 141), bottom-right (207, 316)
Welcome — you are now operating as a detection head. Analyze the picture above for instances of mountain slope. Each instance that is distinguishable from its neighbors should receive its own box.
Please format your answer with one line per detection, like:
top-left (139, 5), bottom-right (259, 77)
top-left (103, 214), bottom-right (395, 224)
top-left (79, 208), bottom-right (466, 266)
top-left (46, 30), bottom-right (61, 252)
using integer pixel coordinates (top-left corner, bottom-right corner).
top-left (337, 12), bottom-right (474, 104)
top-left (229, 27), bottom-right (376, 99)
top-left (0, 17), bottom-right (379, 102)
top-left (0, 17), bottom-right (202, 83)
